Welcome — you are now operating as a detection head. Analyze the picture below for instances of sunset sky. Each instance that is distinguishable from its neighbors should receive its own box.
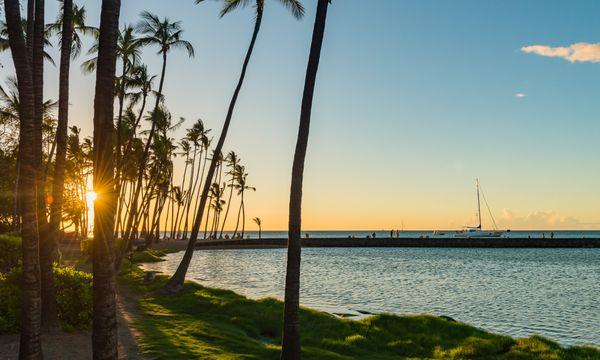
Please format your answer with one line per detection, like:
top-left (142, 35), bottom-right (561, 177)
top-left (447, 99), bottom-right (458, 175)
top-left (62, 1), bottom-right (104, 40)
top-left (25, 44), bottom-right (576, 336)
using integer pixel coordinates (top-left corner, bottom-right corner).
top-left (2, 0), bottom-right (599, 230)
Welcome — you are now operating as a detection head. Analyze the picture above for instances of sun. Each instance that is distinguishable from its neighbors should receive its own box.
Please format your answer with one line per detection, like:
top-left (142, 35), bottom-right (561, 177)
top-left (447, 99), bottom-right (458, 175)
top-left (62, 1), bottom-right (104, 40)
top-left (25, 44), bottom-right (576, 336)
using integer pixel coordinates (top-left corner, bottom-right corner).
top-left (86, 191), bottom-right (97, 205)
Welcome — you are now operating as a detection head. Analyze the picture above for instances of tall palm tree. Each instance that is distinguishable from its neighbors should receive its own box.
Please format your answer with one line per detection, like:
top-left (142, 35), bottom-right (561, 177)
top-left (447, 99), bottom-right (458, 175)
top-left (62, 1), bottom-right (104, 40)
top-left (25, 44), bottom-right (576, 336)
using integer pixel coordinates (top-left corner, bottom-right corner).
top-left (253, 217), bottom-right (262, 239)
top-left (91, 0), bottom-right (121, 358)
top-left (43, 0), bottom-right (95, 330)
top-left (281, 1), bottom-right (330, 358)
top-left (3, 0), bottom-right (43, 357)
top-left (121, 11), bottom-right (193, 256)
top-left (164, 0), bottom-right (304, 293)
top-left (114, 25), bottom-right (142, 196)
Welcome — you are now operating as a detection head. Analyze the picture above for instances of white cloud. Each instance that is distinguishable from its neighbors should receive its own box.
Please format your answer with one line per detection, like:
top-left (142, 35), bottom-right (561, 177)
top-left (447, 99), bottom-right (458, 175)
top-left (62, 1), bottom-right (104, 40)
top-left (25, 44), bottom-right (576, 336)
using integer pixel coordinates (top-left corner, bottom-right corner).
top-left (515, 92), bottom-right (526, 98)
top-left (521, 43), bottom-right (600, 63)
top-left (497, 209), bottom-right (582, 229)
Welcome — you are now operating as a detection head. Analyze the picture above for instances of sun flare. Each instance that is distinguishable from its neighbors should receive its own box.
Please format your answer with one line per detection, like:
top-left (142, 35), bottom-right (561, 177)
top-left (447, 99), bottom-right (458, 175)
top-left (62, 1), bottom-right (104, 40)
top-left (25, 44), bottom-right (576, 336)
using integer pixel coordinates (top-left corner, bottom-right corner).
top-left (86, 191), bottom-right (97, 205)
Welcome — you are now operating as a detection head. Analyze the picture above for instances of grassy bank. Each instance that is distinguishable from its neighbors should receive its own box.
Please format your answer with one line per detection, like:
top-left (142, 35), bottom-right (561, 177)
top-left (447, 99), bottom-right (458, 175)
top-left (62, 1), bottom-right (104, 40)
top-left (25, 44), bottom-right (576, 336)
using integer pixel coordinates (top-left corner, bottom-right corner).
top-left (119, 265), bottom-right (599, 359)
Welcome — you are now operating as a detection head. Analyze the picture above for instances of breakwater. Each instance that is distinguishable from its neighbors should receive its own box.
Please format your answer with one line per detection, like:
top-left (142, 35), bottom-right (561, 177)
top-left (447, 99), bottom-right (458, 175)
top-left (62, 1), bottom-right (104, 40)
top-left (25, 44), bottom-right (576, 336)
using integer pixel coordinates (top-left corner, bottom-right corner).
top-left (193, 237), bottom-right (600, 249)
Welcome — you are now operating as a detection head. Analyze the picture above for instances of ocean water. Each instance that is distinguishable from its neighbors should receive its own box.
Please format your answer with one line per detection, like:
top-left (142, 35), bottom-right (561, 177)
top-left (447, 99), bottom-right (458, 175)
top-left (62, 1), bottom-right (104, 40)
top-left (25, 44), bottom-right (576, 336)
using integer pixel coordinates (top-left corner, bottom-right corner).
top-left (142, 247), bottom-right (600, 346)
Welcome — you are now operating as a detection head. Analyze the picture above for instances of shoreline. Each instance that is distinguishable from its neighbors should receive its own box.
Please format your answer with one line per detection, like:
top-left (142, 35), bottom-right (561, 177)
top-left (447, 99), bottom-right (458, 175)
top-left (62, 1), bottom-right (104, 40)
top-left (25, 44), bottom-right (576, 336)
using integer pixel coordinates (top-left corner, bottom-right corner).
top-left (120, 262), bottom-right (600, 358)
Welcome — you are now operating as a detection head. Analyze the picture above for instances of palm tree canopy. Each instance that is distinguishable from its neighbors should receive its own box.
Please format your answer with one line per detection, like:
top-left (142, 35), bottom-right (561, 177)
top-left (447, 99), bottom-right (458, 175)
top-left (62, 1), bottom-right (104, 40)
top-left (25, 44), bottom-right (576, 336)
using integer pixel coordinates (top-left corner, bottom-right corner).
top-left (1, 19), bottom-right (56, 65)
top-left (209, 0), bottom-right (305, 20)
top-left (46, 3), bottom-right (98, 59)
top-left (135, 11), bottom-right (194, 58)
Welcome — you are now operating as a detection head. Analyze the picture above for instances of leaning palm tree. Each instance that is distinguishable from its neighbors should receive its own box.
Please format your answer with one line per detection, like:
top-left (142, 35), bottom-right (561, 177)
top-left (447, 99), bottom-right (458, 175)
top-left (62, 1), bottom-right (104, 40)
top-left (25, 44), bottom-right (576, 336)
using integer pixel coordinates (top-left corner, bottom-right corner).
top-left (91, 0), bottom-right (121, 358)
top-left (3, 0), bottom-right (43, 357)
top-left (164, 0), bottom-right (305, 294)
top-left (120, 11), bottom-right (193, 262)
top-left (253, 217), bottom-right (262, 239)
top-left (281, 1), bottom-right (330, 358)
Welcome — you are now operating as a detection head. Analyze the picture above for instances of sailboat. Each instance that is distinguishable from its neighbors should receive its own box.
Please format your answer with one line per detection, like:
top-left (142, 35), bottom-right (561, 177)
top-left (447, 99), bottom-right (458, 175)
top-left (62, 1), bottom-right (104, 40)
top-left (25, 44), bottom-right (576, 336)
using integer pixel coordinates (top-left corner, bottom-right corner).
top-left (453, 179), bottom-right (504, 238)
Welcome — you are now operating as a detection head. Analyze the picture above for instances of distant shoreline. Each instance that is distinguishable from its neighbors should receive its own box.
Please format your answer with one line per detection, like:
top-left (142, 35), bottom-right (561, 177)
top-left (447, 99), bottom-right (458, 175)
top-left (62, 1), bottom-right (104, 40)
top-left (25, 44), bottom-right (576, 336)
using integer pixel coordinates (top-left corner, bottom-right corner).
top-left (153, 237), bottom-right (600, 251)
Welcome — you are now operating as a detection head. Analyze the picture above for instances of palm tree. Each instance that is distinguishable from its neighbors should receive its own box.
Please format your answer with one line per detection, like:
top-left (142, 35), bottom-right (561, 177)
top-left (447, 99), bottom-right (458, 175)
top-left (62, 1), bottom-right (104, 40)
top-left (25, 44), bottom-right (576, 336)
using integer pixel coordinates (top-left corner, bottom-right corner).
top-left (43, 0), bottom-right (95, 330)
top-left (253, 217), bottom-right (262, 239)
top-left (164, 0), bottom-right (304, 293)
top-left (231, 168), bottom-right (255, 238)
top-left (91, 0), bottom-right (121, 358)
top-left (31, 0), bottom-right (55, 337)
top-left (114, 25), bottom-right (142, 201)
top-left (3, 0), bottom-right (43, 357)
top-left (281, 1), bottom-right (330, 358)
top-left (209, 182), bottom-right (226, 238)
top-left (220, 151), bottom-right (240, 237)
top-left (121, 11), bottom-right (193, 255)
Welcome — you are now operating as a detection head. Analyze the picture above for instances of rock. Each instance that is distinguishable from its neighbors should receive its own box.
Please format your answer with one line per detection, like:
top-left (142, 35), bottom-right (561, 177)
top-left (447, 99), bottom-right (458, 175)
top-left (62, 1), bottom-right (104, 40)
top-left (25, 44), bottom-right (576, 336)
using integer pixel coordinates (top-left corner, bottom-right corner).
top-left (144, 271), bottom-right (157, 283)
top-left (440, 315), bottom-right (456, 322)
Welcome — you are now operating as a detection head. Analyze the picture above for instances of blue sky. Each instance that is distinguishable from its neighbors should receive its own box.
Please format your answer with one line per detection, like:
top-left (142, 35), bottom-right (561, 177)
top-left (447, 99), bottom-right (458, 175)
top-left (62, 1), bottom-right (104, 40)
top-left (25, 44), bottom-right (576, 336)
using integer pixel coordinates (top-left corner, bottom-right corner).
top-left (2, 0), bottom-right (600, 229)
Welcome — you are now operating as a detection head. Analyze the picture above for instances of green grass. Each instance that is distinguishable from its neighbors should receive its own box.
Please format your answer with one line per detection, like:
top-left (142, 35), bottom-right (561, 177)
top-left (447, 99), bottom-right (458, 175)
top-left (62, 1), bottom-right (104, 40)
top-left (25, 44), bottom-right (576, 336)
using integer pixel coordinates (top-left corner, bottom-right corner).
top-left (119, 267), bottom-right (599, 359)
top-left (130, 249), bottom-right (172, 263)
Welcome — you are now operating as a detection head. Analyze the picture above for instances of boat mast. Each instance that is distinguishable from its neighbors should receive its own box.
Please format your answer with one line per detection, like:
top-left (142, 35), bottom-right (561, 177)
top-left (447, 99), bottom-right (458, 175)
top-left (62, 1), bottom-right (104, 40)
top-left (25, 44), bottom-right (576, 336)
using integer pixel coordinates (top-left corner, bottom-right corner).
top-left (476, 178), bottom-right (482, 229)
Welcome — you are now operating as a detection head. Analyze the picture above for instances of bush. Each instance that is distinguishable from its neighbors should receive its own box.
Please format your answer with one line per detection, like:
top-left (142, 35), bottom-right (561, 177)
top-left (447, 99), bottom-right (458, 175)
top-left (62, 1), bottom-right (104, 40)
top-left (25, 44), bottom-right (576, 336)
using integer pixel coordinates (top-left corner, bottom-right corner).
top-left (0, 269), bottom-right (20, 333)
top-left (54, 267), bottom-right (93, 331)
top-left (0, 234), bottom-right (21, 273)
top-left (0, 266), bottom-right (92, 333)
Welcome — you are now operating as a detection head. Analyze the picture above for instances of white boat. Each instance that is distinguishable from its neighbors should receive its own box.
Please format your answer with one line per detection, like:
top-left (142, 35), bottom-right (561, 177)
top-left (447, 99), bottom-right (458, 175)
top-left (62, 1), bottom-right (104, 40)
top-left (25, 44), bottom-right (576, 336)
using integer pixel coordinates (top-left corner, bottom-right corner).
top-left (453, 179), bottom-right (504, 238)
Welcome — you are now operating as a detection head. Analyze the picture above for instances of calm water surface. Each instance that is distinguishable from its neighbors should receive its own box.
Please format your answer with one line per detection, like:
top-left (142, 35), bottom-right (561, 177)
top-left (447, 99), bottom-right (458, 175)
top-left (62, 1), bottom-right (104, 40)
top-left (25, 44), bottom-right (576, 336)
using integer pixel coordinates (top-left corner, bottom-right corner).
top-left (142, 247), bottom-right (599, 346)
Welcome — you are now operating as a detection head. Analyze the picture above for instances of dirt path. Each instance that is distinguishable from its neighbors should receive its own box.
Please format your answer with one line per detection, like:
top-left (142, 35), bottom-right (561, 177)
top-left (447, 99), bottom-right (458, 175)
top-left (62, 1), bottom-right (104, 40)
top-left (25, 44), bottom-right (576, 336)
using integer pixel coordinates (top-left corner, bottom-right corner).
top-left (0, 289), bottom-right (147, 360)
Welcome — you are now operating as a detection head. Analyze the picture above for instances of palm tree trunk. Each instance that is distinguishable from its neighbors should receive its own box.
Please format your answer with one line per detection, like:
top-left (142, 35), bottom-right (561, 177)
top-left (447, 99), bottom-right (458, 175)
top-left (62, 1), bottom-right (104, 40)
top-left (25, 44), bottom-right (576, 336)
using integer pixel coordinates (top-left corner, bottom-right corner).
top-left (92, 1), bottom-right (120, 358)
top-left (234, 193), bottom-right (242, 237)
top-left (173, 154), bottom-right (189, 239)
top-left (240, 196), bottom-right (246, 238)
top-left (163, 8), bottom-right (263, 293)
top-left (181, 147), bottom-right (197, 239)
top-left (189, 147), bottom-right (205, 233)
top-left (113, 56), bottom-right (130, 238)
top-left (281, 1), bottom-right (329, 358)
top-left (203, 190), bottom-right (213, 239)
top-left (44, 0), bottom-right (75, 331)
top-left (4, 0), bottom-right (43, 357)
top-left (219, 176), bottom-right (235, 237)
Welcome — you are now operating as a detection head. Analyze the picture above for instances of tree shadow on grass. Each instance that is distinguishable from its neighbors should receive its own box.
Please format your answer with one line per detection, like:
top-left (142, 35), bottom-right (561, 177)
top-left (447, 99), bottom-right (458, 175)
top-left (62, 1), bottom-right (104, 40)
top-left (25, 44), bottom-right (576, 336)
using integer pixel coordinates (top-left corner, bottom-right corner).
top-left (120, 270), bottom-right (599, 360)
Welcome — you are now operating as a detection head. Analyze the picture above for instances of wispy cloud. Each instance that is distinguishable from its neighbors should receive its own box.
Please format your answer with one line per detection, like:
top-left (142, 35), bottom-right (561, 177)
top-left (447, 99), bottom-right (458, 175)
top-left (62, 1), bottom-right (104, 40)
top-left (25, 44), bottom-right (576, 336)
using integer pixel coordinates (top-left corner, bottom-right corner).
top-left (515, 92), bottom-right (526, 98)
top-left (521, 43), bottom-right (600, 63)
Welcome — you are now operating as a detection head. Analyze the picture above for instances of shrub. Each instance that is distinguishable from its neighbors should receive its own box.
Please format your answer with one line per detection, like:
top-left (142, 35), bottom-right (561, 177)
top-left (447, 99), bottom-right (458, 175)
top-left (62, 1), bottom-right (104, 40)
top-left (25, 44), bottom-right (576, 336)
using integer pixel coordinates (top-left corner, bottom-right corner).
top-left (0, 234), bottom-right (21, 273)
top-left (0, 269), bottom-right (20, 333)
top-left (54, 267), bottom-right (93, 331)
top-left (0, 266), bottom-right (92, 333)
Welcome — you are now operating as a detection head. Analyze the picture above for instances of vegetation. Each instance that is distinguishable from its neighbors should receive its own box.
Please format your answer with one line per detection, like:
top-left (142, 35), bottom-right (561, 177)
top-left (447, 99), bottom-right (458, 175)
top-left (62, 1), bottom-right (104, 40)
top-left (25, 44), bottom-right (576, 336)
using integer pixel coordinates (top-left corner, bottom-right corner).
top-left (0, 266), bottom-right (92, 333)
top-left (0, 233), bottom-right (21, 272)
top-left (120, 267), bottom-right (599, 360)
top-left (130, 249), bottom-right (170, 263)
